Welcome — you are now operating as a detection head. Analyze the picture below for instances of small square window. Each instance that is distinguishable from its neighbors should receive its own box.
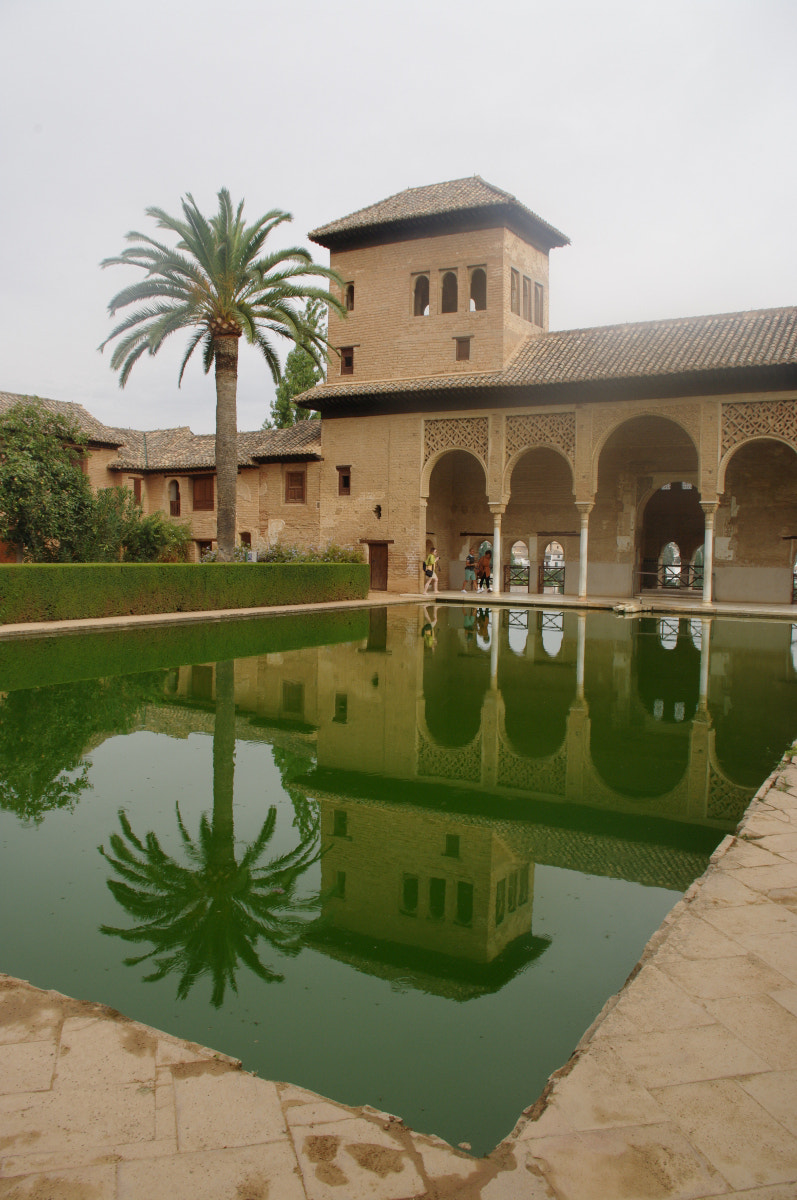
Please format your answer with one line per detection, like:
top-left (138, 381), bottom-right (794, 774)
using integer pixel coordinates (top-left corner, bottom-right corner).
top-left (282, 680), bottom-right (304, 716)
top-left (240, 531), bottom-right (251, 547)
top-left (333, 693), bottom-right (348, 723)
top-left (456, 881), bottom-right (474, 926)
top-left (510, 269), bottom-right (520, 315)
top-left (429, 877), bottom-right (446, 920)
top-left (193, 475), bottom-right (214, 511)
top-left (337, 466), bottom-right (351, 496)
top-left (344, 283), bottom-right (354, 311)
top-left (534, 282), bottom-right (544, 326)
top-left (334, 870), bottom-right (346, 898)
top-left (444, 834), bottom-right (460, 858)
top-left (402, 874), bottom-right (419, 914)
top-left (197, 540), bottom-right (213, 559)
top-left (340, 346), bottom-right (354, 375)
top-left (333, 809), bottom-right (348, 838)
top-left (285, 470), bottom-right (306, 503)
top-left (522, 276), bottom-right (532, 322)
top-left (455, 338), bottom-right (470, 362)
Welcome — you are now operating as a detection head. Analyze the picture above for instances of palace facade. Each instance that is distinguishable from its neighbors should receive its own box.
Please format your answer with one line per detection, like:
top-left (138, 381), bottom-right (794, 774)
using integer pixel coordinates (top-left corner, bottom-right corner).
top-left (4, 176), bottom-right (796, 597)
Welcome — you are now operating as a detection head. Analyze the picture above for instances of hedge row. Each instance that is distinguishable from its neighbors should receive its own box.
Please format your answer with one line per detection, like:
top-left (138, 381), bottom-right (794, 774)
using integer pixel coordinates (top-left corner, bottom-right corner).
top-left (0, 607), bottom-right (370, 693)
top-left (0, 561), bottom-right (370, 625)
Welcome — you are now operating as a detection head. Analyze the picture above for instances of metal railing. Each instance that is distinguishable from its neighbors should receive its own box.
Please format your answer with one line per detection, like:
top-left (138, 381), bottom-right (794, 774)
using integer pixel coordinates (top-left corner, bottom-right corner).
top-left (170, 500), bottom-right (181, 517)
top-left (538, 564), bottom-right (565, 594)
top-left (503, 564), bottom-right (530, 589)
top-left (638, 563), bottom-right (703, 591)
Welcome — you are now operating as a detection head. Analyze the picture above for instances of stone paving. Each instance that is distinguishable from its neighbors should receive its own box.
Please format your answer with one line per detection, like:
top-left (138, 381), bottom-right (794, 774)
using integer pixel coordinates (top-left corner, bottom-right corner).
top-left (3, 755), bottom-right (797, 1198)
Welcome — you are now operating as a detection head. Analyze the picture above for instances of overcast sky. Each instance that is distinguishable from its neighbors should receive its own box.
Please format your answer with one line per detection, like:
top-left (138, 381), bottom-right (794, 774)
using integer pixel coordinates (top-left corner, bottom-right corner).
top-left (1, 0), bottom-right (795, 435)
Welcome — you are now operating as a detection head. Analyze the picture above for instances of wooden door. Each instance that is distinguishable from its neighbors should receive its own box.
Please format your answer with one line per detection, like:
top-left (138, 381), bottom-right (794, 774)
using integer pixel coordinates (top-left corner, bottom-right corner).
top-left (369, 543), bottom-right (388, 590)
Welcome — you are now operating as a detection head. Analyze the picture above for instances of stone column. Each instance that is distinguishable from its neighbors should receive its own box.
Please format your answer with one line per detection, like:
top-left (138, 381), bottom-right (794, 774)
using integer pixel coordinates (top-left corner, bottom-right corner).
top-left (489, 503), bottom-right (506, 595)
top-left (576, 612), bottom-right (587, 700)
top-left (576, 502), bottom-right (594, 599)
top-left (699, 616), bottom-right (712, 707)
top-left (700, 501), bottom-right (718, 605)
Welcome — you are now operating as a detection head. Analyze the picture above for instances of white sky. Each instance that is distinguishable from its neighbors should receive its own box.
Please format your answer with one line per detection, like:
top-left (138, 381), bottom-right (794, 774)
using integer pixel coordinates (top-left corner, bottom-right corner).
top-left (1, 0), bottom-right (795, 435)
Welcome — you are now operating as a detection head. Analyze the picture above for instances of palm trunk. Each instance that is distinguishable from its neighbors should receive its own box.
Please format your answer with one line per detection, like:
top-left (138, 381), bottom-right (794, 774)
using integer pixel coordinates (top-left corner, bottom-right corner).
top-left (213, 334), bottom-right (240, 562)
top-left (212, 659), bottom-right (237, 872)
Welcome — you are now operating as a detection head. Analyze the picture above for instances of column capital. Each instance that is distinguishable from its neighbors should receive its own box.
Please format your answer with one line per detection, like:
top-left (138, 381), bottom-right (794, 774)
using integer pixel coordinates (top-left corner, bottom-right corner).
top-left (489, 502), bottom-right (506, 517)
top-left (700, 500), bottom-right (719, 517)
top-left (575, 501), bottom-right (594, 518)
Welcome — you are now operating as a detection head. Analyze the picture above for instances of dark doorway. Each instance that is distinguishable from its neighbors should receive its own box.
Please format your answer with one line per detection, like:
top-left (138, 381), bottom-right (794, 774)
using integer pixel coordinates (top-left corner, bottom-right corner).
top-left (369, 542), bottom-right (389, 590)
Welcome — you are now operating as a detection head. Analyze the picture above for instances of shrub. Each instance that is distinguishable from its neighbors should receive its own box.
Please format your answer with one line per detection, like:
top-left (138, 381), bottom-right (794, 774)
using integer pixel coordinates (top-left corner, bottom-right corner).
top-left (257, 541), bottom-right (364, 564)
top-left (0, 561), bottom-right (370, 625)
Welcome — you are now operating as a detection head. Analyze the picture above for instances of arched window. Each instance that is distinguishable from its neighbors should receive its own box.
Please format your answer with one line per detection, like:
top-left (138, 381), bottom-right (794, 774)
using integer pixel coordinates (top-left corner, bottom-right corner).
top-left (660, 541), bottom-right (681, 588)
top-left (541, 610), bottom-right (564, 657)
top-left (441, 271), bottom-right (458, 313)
top-left (344, 283), bottom-right (354, 311)
top-left (470, 268), bottom-right (486, 311)
top-left (413, 275), bottom-right (430, 316)
top-left (168, 479), bottom-right (180, 517)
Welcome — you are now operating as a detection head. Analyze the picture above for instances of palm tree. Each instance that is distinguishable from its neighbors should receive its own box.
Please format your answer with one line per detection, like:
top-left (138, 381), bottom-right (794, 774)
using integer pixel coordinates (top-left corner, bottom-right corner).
top-left (99, 660), bottom-right (322, 1006)
top-left (100, 190), bottom-right (344, 560)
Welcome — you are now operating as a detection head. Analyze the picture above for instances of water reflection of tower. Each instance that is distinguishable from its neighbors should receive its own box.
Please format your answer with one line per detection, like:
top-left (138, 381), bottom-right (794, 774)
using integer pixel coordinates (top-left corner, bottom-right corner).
top-left (309, 795), bottom-right (548, 996)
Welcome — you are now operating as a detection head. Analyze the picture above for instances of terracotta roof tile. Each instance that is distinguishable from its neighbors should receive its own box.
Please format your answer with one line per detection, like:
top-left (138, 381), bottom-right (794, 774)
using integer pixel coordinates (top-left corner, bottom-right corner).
top-left (298, 306), bottom-right (797, 407)
top-left (0, 392), bottom-right (322, 471)
top-left (0, 391), bottom-right (125, 447)
top-left (309, 176), bottom-right (569, 250)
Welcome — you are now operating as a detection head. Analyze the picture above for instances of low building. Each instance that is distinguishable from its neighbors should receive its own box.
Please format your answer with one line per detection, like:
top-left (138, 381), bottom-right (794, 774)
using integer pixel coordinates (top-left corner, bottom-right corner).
top-left (0, 392), bottom-right (323, 561)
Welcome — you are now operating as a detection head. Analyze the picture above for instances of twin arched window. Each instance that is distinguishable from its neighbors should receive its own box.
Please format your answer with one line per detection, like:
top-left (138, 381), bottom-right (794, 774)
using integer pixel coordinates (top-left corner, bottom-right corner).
top-left (414, 267), bottom-right (487, 316)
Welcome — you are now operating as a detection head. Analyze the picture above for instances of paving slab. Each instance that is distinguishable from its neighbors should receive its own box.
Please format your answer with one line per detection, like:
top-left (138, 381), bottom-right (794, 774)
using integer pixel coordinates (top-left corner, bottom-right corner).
top-left (3, 757), bottom-right (797, 1197)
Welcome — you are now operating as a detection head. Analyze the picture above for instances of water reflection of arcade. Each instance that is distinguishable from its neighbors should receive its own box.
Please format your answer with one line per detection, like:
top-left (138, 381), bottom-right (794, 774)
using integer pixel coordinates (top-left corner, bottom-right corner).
top-left (412, 607), bottom-right (762, 829)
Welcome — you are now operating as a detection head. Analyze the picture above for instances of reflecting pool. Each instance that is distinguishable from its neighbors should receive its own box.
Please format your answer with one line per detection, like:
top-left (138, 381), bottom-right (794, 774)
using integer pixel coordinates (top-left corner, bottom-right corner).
top-left (1, 605), bottom-right (795, 1154)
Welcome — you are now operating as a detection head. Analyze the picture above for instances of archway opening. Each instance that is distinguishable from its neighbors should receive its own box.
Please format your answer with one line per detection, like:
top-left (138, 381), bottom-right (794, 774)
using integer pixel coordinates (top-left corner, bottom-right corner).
top-left (639, 482), bottom-right (703, 591)
top-left (504, 447), bottom-right (576, 596)
top-left (595, 416), bottom-right (698, 598)
top-left (426, 450), bottom-right (489, 590)
top-left (719, 439), bottom-right (797, 602)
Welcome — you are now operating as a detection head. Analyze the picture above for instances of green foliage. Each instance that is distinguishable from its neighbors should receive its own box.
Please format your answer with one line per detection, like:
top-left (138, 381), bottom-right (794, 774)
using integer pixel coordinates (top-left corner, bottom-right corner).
top-left (0, 403), bottom-right (192, 563)
top-left (0, 671), bottom-right (166, 824)
top-left (100, 188), bottom-right (346, 560)
top-left (257, 541), bottom-right (364, 564)
top-left (85, 487), bottom-right (192, 563)
top-left (0, 561), bottom-right (370, 624)
top-left (0, 401), bottom-right (96, 561)
top-left (265, 299), bottom-right (326, 428)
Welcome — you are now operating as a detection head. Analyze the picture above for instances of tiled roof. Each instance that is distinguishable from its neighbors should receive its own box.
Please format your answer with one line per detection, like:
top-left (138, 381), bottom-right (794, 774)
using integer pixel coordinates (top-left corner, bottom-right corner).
top-left (298, 306), bottom-right (797, 407)
top-left (309, 176), bottom-right (570, 250)
top-left (0, 391), bottom-right (322, 471)
top-left (0, 391), bottom-right (125, 447)
top-left (108, 419), bottom-right (322, 471)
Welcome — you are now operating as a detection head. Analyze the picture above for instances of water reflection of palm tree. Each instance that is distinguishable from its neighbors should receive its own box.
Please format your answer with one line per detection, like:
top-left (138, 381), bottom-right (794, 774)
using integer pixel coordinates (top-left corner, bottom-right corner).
top-left (99, 660), bottom-right (321, 1006)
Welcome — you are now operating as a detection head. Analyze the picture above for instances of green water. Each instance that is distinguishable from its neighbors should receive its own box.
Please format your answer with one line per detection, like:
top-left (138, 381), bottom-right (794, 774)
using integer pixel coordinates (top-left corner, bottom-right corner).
top-left (1, 605), bottom-right (794, 1154)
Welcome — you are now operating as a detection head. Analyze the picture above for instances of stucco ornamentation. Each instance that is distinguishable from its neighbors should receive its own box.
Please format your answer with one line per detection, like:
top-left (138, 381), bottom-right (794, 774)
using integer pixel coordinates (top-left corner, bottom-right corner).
top-left (423, 417), bottom-right (489, 466)
top-left (721, 400), bottom-right (797, 456)
top-left (707, 762), bottom-right (755, 822)
top-left (504, 412), bottom-right (576, 467)
top-left (497, 744), bottom-right (567, 795)
top-left (417, 731), bottom-right (482, 782)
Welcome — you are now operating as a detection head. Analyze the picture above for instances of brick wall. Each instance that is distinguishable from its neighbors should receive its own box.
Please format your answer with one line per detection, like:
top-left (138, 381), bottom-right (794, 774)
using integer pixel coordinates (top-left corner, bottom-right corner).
top-left (326, 224), bottom-right (549, 384)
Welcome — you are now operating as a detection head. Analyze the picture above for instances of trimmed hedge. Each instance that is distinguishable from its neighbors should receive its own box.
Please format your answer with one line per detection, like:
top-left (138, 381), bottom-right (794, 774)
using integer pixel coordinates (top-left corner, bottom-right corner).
top-left (0, 608), bottom-right (370, 693)
top-left (0, 561), bottom-right (370, 625)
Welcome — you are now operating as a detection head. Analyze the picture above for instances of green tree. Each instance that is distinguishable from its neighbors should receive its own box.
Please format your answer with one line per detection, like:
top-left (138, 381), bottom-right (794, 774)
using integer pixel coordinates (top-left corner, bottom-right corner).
top-left (265, 298), bottom-right (326, 428)
top-left (99, 661), bottom-right (322, 1006)
top-left (87, 486), bottom-right (191, 562)
top-left (0, 402), bottom-right (95, 561)
top-left (100, 190), bottom-right (344, 561)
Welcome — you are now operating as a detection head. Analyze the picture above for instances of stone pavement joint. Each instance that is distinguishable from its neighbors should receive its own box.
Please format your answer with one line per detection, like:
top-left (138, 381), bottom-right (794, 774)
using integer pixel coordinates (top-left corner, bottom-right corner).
top-left (3, 756), bottom-right (797, 1197)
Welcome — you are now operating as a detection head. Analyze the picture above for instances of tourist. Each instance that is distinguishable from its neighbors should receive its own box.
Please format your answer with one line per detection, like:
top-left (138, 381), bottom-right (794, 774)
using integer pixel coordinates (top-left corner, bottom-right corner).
top-left (421, 604), bottom-right (438, 649)
top-left (477, 549), bottom-right (492, 592)
top-left (423, 546), bottom-right (439, 594)
top-left (463, 546), bottom-right (477, 592)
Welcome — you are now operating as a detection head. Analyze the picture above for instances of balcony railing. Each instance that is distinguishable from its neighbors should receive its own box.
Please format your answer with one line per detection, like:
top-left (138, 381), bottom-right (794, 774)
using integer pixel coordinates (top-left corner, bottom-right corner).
top-left (170, 500), bottom-right (181, 517)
